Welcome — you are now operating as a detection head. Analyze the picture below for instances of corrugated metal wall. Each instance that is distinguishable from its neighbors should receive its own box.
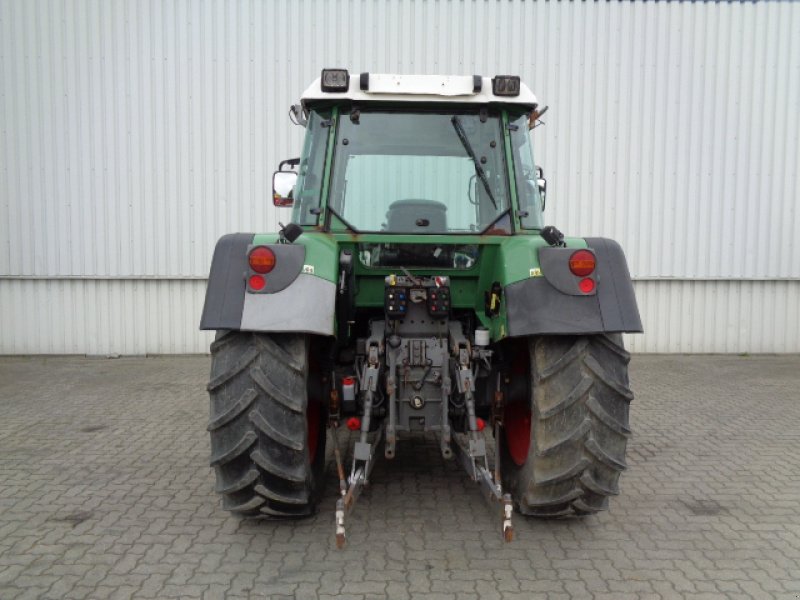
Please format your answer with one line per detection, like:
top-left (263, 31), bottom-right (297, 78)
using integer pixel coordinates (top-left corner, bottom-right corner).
top-left (1, 0), bottom-right (798, 354)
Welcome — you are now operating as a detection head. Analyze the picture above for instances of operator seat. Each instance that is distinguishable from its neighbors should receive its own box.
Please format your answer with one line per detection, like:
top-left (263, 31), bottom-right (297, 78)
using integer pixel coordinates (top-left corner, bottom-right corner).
top-left (385, 199), bottom-right (448, 233)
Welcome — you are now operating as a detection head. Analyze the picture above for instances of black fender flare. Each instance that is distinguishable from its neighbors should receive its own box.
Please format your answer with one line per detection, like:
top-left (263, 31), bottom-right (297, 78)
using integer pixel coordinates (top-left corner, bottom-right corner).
top-left (200, 233), bottom-right (253, 331)
top-left (504, 237), bottom-right (643, 337)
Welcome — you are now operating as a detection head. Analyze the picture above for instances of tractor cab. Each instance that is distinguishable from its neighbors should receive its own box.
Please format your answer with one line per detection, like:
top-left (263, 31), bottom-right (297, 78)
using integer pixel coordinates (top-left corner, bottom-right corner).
top-left (273, 70), bottom-right (546, 238)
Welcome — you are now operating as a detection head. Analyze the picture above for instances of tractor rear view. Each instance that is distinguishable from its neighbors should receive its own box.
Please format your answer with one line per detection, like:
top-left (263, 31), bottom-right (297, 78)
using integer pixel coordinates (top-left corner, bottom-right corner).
top-left (200, 70), bottom-right (642, 547)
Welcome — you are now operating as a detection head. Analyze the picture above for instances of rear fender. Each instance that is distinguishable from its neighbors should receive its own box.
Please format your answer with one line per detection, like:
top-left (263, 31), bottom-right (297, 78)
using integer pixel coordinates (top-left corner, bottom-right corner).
top-left (504, 237), bottom-right (642, 336)
top-left (199, 233), bottom-right (336, 335)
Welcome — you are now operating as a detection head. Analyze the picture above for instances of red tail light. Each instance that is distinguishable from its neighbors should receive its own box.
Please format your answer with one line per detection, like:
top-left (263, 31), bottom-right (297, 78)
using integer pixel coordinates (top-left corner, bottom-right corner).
top-left (248, 274), bottom-right (266, 291)
top-left (578, 278), bottom-right (595, 293)
top-left (569, 249), bottom-right (596, 276)
top-left (249, 246), bottom-right (276, 274)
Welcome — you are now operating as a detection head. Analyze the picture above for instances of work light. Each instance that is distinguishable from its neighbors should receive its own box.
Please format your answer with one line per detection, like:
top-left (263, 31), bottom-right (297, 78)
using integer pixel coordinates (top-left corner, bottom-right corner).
top-left (492, 75), bottom-right (520, 96)
top-left (321, 69), bottom-right (350, 92)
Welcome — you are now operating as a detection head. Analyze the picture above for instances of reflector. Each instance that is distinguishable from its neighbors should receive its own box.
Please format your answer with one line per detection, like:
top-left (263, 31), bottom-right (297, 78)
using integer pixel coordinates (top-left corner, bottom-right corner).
top-left (248, 274), bottom-right (266, 291)
top-left (579, 278), bottom-right (595, 294)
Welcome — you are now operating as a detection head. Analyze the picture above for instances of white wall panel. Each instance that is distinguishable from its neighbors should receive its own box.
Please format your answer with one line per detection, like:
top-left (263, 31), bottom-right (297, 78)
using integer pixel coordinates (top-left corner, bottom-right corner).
top-left (625, 280), bottom-right (800, 354)
top-left (1, 0), bottom-right (798, 354)
top-left (0, 279), bottom-right (213, 355)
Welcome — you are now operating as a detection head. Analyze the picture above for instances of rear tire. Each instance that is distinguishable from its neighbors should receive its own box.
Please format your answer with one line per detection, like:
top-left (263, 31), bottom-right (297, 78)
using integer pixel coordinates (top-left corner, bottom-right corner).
top-left (500, 334), bottom-right (633, 516)
top-left (207, 331), bottom-right (326, 517)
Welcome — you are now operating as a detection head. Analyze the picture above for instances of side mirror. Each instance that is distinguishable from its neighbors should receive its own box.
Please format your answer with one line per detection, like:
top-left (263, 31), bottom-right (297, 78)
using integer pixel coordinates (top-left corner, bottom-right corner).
top-left (272, 170), bottom-right (298, 207)
top-left (535, 165), bottom-right (547, 212)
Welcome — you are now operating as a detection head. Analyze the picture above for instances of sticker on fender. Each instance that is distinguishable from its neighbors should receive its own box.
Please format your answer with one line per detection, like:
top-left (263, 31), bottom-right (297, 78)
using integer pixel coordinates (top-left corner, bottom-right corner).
top-left (302, 264), bottom-right (315, 274)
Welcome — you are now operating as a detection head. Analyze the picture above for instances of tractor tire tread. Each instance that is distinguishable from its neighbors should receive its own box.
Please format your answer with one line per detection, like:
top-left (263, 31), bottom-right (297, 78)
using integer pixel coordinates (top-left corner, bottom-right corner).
top-left (215, 468), bottom-right (260, 495)
top-left (207, 331), bottom-right (324, 520)
top-left (503, 334), bottom-right (632, 518)
top-left (207, 388), bottom-right (258, 432)
top-left (250, 365), bottom-right (304, 413)
top-left (249, 408), bottom-right (304, 451)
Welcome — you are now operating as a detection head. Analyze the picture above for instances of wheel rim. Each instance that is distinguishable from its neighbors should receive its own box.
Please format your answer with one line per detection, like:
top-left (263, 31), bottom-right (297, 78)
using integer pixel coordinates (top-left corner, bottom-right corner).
top-left (503, 342), bottom-right (532, 466)
top-left (305, 344), bottom-right (324, 467)
top-left (504, 401), bottom-right (532, 466)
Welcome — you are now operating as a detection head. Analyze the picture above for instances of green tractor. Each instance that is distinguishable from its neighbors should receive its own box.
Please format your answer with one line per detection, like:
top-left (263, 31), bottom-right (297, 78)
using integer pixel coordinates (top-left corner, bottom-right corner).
top-left (201, 70), bottom-right (642, 547)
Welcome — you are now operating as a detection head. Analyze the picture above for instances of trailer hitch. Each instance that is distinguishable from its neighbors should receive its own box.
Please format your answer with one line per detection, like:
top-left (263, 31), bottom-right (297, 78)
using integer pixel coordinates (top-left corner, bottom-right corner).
top-left (333, 343), bottom-right (384, 549)
top-left (332, 423), bottom-right (383, 549)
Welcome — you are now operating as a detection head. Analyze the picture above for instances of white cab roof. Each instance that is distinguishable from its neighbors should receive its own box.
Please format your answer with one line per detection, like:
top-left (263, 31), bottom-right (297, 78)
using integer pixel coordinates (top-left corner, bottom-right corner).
top-left (300, 73), bottom-right (538, 109)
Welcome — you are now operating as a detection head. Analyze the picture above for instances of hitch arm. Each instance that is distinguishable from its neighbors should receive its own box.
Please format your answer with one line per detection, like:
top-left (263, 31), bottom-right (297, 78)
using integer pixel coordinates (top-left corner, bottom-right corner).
top-left (333, 426), bottom-right (384, 549)
top-left (452, 349), bottom-right (513, 542)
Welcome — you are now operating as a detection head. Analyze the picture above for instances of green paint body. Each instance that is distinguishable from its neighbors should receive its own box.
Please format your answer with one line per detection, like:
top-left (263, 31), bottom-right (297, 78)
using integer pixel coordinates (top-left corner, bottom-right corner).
top-left (252, 106), bottom-right (589, 343)
top-left (249, 231), bottom-right (588, 343)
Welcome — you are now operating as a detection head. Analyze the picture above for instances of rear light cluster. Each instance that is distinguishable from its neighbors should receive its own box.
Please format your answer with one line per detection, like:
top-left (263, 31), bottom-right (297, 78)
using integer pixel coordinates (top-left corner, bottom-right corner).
top-left (568, 250), bottom-right (595, 276)
top-left (249, 247), bottom-right (276, 273)
top-left (569, 249), bottom-right (596, 294)
top-left (248, 246), bottom-right (276, 291)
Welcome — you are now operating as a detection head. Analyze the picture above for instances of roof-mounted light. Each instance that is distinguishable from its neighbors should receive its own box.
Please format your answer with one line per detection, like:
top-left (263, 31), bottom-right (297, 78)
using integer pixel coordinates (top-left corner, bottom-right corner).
top-left (492, 75), bottom-right (521, 97)
top-left (321, 69), bottom-right (349, 92)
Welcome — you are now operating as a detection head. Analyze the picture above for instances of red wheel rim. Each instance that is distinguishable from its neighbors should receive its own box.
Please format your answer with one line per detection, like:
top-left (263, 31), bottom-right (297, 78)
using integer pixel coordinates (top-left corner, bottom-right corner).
top-left (504, 342), bottom-right (532, 466)
top-left (504, 402), bottom-right (532, 466)
top-left (307, 400), bottom-right (320, 465)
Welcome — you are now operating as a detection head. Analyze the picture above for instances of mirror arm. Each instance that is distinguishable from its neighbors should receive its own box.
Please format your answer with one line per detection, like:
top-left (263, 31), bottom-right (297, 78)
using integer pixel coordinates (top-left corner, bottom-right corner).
top-left (289, 105), bottom-right (308, 127)
top-left (279, 157), bottom-right (301, 171)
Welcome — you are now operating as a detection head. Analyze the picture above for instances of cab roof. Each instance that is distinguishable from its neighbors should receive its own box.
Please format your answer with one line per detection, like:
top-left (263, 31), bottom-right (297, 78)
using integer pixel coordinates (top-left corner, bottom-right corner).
top-left (300, 72), bottom-right (538, 110)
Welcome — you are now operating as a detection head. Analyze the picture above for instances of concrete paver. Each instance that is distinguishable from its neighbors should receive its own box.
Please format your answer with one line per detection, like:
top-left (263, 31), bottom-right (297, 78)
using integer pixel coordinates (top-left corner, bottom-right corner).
top-left (0, 354), bottom-right (799, 599)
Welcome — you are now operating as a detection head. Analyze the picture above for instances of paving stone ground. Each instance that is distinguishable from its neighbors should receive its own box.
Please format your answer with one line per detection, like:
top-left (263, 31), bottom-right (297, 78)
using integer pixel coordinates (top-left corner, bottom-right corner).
top-left (0, 354), bottom-right (799, 599)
